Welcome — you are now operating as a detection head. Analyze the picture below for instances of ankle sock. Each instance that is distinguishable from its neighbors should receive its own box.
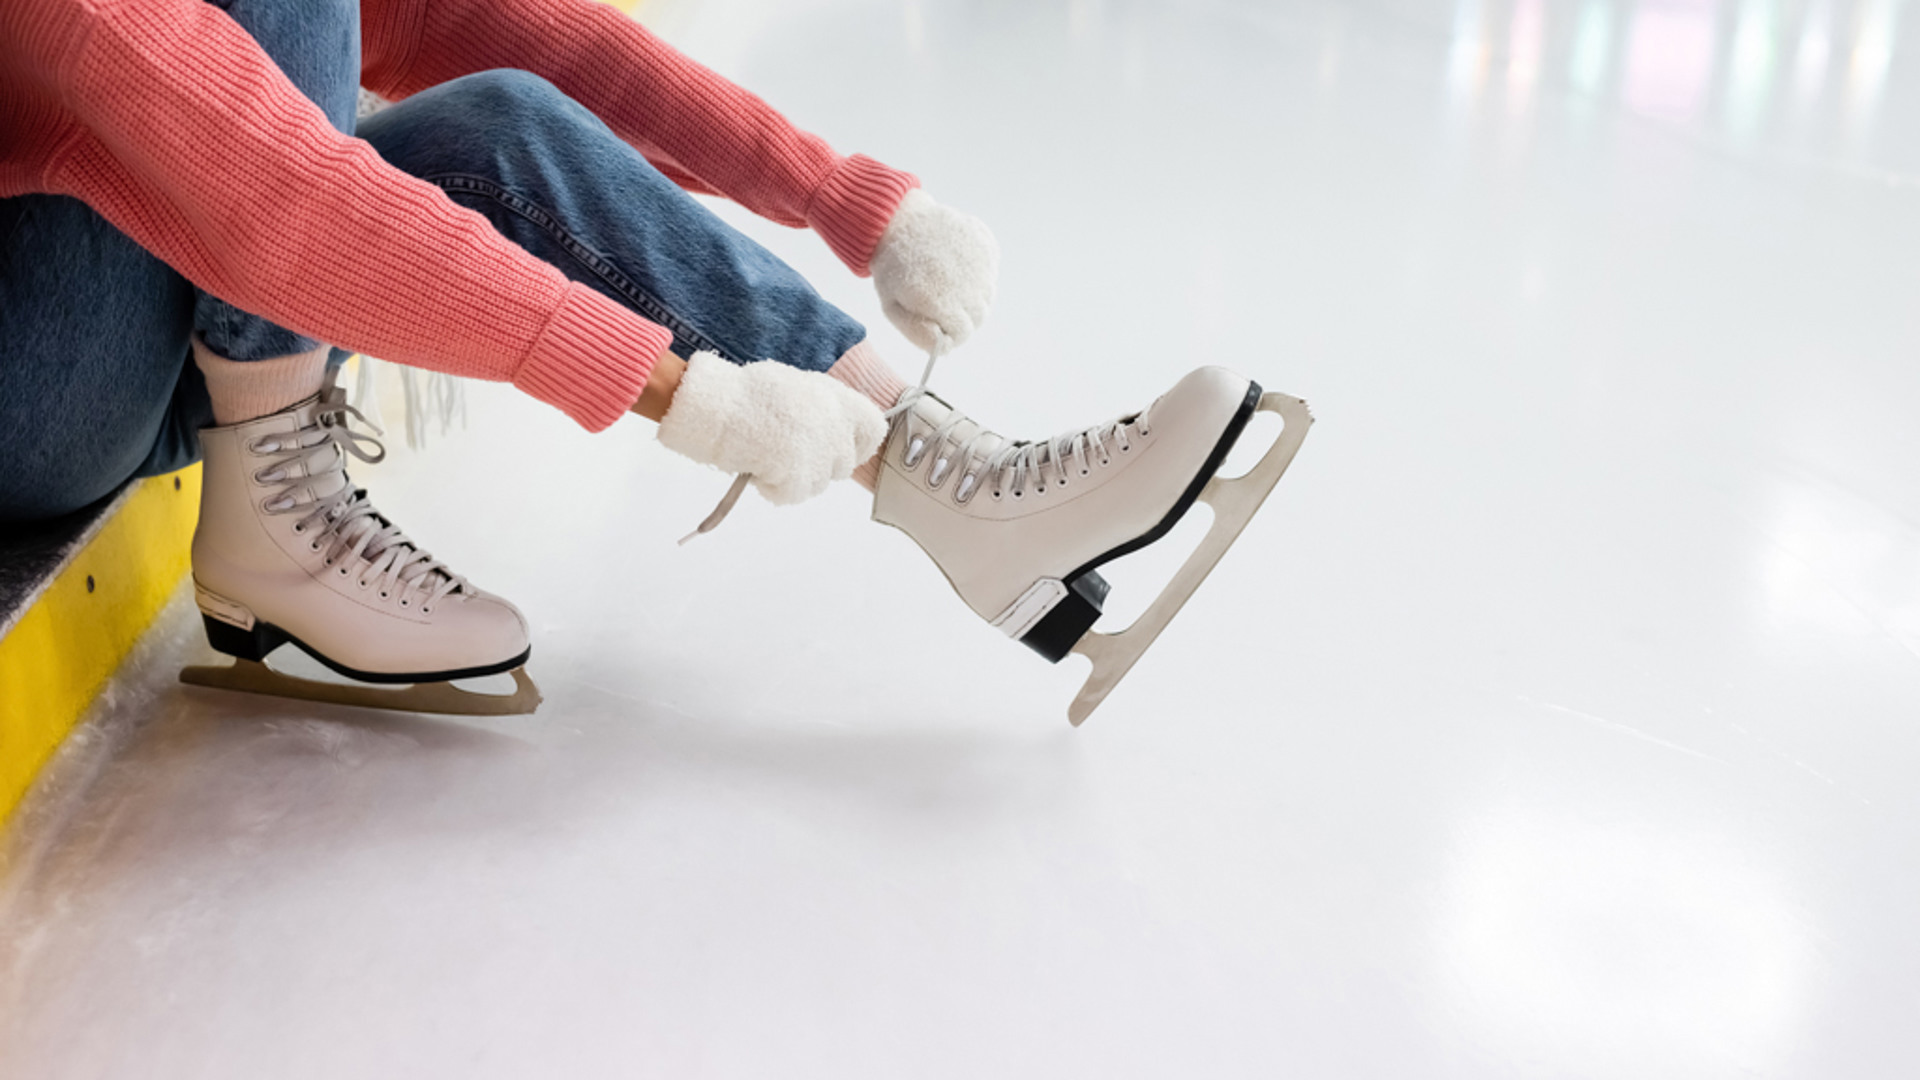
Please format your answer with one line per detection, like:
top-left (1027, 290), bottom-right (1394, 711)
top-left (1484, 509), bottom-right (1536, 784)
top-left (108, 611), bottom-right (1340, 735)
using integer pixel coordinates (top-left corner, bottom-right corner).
top-left (827, 338), bottom-right (907, 410)
top-left (828, 339), bottom-right (906, 492)
top-left (193, 336), bottom-right (330, 425)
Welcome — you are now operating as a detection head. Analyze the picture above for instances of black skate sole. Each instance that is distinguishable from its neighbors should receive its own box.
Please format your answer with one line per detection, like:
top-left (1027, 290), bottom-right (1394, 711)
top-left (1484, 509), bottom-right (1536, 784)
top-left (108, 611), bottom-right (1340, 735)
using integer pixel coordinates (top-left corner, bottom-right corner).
top-left (201, 614), bottom-right (532, 684)
top-left (1020, 381), bottom-right (1264, 663)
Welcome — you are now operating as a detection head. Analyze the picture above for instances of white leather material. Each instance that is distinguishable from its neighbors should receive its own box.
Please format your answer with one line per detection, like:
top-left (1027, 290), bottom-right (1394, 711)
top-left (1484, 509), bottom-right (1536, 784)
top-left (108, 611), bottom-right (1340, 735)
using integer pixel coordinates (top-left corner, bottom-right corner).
top-left (195, 581), bottom-right (255, 629)
top-left (990, 579), bottom-right (1070, 638)
top-left (873, 366), bottom-right (1250, 623)
top-left (192, 398), bottom-right (530, 677)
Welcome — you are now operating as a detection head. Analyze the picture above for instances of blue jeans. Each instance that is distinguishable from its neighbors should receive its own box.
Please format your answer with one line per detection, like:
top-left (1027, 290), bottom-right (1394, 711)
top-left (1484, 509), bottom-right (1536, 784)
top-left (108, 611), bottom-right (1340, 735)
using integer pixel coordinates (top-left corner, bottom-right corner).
top-left (0, 0), bottom-right (866, 522)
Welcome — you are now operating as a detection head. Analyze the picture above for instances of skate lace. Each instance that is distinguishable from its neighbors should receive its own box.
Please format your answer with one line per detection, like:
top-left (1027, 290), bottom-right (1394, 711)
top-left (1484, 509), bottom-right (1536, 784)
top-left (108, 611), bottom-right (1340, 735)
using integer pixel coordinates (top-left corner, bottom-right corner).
top-left (680, 332), bottom-right (1150, 540)
top-left (250, 386), bottom-right (467, 611)
top-left (887, 340), bottom-right (1152, 504)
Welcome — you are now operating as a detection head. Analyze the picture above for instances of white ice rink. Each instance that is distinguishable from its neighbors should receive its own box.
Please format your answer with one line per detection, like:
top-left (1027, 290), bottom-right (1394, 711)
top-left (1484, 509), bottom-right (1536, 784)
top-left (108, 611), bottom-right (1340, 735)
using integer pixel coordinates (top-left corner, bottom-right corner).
top-left (6, 0), bottom-right (1920, 1076)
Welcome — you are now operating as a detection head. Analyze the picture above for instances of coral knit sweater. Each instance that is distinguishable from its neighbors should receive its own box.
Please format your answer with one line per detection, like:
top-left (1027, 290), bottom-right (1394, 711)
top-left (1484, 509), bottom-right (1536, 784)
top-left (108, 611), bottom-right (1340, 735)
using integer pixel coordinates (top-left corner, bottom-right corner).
top-left (0, 0), bottom-right (919, 431)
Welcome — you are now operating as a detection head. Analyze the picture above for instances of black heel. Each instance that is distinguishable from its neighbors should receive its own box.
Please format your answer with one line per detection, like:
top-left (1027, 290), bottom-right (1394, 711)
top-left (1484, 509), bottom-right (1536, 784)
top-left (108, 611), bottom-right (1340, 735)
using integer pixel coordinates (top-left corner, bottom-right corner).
top-left (201, 614), bottom-right (288, 661)
top-left (1019, 570), bottom-right (1111, 664)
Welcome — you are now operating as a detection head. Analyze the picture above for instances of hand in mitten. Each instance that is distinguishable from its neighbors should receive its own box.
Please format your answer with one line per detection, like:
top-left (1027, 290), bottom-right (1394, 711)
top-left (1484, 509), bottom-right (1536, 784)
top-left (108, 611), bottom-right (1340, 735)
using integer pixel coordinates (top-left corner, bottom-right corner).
top-left (657, 352), bottom-right (887, 505)
top-left (870, 190), bottom-right (999, 352)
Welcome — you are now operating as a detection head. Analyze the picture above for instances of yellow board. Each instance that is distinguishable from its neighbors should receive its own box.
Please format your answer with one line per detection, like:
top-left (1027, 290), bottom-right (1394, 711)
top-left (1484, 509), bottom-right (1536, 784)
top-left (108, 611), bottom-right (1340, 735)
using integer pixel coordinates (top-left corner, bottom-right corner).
top-left (0, 466), bottom-right (201, 826)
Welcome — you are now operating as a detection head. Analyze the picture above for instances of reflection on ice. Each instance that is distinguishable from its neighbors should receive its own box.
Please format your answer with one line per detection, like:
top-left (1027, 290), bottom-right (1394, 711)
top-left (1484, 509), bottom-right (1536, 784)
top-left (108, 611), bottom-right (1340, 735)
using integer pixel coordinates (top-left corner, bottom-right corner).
top-left (1445, 0), bottom-right (1910, 143)
top-left (1726, 0), bottom-right (1781, 134)
top-left (1506, 0), bottom-right (1546, 110)
top-left (1570, 1), bottom-right (1615, 95)
top-left (1795, 2), bottom-right (1834, 107)
top-left (1625, 2), bottom-right (1717, 121)
top-left (1847, 0), bottom-right (1899, 117)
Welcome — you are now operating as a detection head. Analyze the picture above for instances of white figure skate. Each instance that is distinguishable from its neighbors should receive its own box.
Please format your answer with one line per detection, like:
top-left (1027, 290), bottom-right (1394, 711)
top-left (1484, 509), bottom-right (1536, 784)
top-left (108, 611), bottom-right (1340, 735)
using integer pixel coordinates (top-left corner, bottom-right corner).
top-left (179, 372), bottom-right (539, 715)
top-left (875, 365), bottom-right (1311, 725)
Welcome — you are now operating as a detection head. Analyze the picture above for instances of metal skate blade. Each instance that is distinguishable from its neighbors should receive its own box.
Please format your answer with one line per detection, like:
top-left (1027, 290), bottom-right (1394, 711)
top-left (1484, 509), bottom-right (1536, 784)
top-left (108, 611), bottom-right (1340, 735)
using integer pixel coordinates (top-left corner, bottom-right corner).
top-left (1067, 392), bottom-right (1313, 726)
top-left (180, 659), bottom-right (542, 716)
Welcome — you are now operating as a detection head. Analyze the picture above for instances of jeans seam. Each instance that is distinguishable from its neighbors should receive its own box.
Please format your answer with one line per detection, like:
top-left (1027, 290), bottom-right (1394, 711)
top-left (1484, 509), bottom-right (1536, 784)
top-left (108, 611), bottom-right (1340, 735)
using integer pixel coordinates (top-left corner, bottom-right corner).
top-left (427, 173), bottom-right (733, 361)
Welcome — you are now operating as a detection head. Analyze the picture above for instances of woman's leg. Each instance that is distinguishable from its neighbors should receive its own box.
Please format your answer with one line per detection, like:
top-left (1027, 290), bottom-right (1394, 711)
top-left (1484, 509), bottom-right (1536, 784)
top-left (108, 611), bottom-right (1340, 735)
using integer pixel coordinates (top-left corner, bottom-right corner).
top-left (0, 0), bottom-right (362, 523)
top-left (0, 194), bottom-right (205, 521)
top-left (355, 70), bottom-right (880, 379)
top-left (191, 0), bottom-right (360, 367)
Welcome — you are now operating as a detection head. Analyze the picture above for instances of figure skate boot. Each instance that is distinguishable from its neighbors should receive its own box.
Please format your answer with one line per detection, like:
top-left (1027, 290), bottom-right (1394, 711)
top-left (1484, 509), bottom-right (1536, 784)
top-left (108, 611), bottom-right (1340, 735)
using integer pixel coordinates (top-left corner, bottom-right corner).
top-left (874, 366), bottom-right (1311, 725)
top-left (181, 371), bottom-right (539, 715)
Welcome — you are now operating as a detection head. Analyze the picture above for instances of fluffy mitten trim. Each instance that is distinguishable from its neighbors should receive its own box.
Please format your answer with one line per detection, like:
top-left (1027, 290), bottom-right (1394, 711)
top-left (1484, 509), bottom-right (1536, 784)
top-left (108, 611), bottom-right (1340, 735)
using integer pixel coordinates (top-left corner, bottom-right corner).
top-left (657, 352), bottom-right (888, 505)
top-left (870, 190), bottom-right (999, 351)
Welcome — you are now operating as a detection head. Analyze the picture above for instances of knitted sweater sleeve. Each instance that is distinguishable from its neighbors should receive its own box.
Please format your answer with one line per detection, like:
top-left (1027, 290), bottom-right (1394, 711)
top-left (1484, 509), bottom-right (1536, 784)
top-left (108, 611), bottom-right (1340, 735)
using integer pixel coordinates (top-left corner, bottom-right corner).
top-left (360, 0), bottom-right (919, 276)
top-left (44, 0), bottom-right (669, 432)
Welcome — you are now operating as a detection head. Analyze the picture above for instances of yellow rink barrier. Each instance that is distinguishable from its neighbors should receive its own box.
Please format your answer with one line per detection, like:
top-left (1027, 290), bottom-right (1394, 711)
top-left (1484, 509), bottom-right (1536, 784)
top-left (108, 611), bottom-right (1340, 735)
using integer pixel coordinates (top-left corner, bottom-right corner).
top-left (0, 466), bottom-right (202, 826)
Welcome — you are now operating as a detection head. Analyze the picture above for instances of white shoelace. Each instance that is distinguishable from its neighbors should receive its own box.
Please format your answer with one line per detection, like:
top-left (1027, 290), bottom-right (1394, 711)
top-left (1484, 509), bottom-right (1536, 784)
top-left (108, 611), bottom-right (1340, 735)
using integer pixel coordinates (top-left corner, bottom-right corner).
top-left (679, 332), bottom-right (1150, 540)
top-left (252, 388), bottom-right (466, 612)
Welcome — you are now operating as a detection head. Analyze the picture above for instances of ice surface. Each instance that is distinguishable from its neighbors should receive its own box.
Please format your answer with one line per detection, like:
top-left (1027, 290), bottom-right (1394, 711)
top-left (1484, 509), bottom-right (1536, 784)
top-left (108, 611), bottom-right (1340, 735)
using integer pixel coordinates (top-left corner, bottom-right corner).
top-left (8, 1), bottom-right (1920, 1077)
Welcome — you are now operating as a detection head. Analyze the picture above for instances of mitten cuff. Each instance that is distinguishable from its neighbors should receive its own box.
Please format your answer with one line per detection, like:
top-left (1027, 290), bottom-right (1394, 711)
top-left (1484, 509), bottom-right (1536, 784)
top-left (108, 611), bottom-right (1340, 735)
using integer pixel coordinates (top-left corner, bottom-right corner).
top-left (656, 351), bottom-right (744, 466)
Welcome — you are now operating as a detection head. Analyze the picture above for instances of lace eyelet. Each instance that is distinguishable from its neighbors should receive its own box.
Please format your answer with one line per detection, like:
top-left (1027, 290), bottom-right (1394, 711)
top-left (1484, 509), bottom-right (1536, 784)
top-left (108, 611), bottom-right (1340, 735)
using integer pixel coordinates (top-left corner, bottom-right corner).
top-left (309, 541), bottom-right (321, 552)
top-left (380, 591), bottom-right (390, 599)
top-left (400, 599), bottom-right (410, 608)
top-left (421, 606), bottom-right (433, 615)
top-left (991, 490), bottom-right (1003, 500)
top-left (903, 436), bottom-right (927, 469)
top-left (337, 566), bottom-right (349, 576)
top-left (292, 523), bottom-right (304, 534)
top-left (1081, 469), bottom-right (1091, 476)
top-left (1012, 489), bottom-right (1024, 499)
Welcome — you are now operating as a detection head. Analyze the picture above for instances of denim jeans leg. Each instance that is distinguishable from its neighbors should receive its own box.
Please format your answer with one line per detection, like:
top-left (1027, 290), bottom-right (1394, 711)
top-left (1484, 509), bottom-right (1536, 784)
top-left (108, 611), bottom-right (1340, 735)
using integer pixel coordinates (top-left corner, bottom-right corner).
top-left (0, 195), bottom-right (205, 521)
top-left (192, 0), bottom-right (361, 363)
top-left (356, 69), bottom-right (868, 375)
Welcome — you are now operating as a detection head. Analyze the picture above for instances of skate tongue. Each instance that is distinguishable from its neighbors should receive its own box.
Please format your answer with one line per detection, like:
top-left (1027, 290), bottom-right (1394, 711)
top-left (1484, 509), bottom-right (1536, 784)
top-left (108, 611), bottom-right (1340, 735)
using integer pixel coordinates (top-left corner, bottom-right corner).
top-left (271, 425), bottom-right (355, 504)
top-left (335, 491), bottom-right (458, 591)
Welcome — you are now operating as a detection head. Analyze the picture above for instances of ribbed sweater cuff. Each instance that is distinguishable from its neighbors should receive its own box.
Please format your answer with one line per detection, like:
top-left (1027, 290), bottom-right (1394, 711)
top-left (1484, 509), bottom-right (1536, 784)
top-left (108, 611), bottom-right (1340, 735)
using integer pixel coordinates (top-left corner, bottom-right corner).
top-left (807, 154), bottom-right (920, 278)
top-left (513, 284), bottom-right (673, 432)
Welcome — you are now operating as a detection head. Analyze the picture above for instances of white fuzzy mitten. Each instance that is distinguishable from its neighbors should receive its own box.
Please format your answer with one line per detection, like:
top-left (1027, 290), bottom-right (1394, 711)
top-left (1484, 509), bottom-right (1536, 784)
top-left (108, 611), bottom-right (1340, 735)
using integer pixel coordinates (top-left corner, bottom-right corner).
top-left (870, 190), bottom-right (999, 351)
top-left (657, 352), bottom-right (888, 505)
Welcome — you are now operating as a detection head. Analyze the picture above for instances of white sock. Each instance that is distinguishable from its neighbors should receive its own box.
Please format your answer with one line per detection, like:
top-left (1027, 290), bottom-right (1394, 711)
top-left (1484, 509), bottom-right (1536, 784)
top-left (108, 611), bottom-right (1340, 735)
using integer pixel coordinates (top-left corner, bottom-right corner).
top-left (193, 336), bottom-right (330, 425)
top-left (826, 339), bottom-right (906, 492)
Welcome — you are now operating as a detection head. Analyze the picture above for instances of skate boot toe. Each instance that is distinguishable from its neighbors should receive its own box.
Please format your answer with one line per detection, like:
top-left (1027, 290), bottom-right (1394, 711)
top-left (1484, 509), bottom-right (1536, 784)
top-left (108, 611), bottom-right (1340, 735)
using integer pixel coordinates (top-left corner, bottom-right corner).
top-left (432, 589), bottom-right (533, 670)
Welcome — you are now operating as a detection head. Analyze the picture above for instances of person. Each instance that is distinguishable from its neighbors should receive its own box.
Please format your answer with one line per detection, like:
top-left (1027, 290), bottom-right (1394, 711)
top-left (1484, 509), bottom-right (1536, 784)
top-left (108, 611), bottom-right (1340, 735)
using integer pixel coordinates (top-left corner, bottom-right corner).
top-left (1, 0), bottom-right (1302, 721)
